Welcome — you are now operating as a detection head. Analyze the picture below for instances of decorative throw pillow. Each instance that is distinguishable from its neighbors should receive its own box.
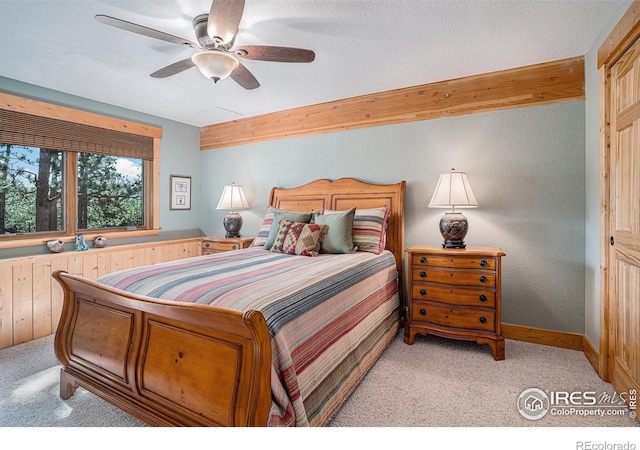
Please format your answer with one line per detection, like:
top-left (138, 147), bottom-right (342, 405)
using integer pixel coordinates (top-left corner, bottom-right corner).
top-left (252, 207), bottom-right (313, 247)
top-left (313, 207), bottom-right (356, 254)
top-left (269, 220), bottom-right (328, 257)
top-left (263, 211), bottom-right (313, 250)
top-left (324, 206), bottom-right (390, 254)
top-left (252, 207), bottom-right (278, 247)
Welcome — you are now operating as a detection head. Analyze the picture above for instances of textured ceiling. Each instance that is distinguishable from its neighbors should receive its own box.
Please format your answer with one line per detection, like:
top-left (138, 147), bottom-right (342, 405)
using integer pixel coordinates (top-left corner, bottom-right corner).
top-left (0, 0), bottom-right (622, 127)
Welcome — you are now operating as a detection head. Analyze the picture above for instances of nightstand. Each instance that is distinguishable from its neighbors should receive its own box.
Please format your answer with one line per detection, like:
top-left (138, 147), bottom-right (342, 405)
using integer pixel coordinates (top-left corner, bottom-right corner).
top-left (404, 245), bottom-right (506, 360)
top-left (201, 236), bottom-right (254, 255)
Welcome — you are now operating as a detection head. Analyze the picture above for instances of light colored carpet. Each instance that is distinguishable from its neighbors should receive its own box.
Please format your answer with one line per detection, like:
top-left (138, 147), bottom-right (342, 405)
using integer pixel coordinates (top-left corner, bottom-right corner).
top-left (329, 333), bottom-right (639, 427)
top-left (0, 334), bottom-right (143, 428)
top-left (1, 331), bottom-right (638, 429)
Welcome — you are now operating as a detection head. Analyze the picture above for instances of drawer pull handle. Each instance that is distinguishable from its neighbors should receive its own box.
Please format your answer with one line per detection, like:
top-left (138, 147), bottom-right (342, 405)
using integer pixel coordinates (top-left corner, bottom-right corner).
top-left (420, 271), bottom-right (426, 278)
top-left (479, 294), bottom-right (487, 302)
top-left (480, 259), bottom-right (488, 267)
top-left (419, 289), bottom-right (426, 296)
top-left (479, 276), bottom-right (487, 283)
top-left (232, 244), bottom-right (237, 250)
top-left (479, 316), bottom-right (487, 324)
top-left (420, 309), bottom-right (427, 316)
top-left (205, 242), bottom-right (210, 248)
top-left (420, 257), bottom-right (427, 264)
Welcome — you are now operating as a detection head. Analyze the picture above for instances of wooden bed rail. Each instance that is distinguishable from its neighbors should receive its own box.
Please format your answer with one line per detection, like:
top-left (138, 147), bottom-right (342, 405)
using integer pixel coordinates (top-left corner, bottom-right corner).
top-left (53, 270), bottom-right (272, 426)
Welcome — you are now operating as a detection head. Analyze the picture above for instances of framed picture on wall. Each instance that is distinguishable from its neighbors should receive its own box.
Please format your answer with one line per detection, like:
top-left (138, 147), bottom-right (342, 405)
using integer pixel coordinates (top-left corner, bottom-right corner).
top-left (170, 175), bottom-right (191, 210)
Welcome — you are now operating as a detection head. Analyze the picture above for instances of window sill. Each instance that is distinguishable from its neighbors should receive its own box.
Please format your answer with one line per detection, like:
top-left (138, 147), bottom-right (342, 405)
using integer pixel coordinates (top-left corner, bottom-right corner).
top-left (0, 229), bottom-right (161, 250)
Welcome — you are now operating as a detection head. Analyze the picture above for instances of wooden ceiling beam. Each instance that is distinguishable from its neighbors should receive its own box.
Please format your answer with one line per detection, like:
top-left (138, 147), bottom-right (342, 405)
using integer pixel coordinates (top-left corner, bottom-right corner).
top-left (200, 56), bottom-right (584, 151)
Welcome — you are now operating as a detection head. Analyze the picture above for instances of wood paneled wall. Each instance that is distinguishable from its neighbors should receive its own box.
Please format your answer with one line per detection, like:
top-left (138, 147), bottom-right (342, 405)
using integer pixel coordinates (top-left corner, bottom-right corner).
top-left (0, 238), bottom-right (201, 349)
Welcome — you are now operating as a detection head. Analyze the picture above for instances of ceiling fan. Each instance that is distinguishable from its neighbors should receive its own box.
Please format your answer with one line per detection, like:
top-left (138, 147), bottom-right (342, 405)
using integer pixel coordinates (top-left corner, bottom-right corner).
top-left (95, 0), bottom-right (315, 90)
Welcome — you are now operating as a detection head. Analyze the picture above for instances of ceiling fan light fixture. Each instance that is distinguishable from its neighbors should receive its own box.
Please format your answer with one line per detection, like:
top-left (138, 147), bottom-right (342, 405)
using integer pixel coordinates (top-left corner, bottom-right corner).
top-left (191, 50), bottom-right (239, 82)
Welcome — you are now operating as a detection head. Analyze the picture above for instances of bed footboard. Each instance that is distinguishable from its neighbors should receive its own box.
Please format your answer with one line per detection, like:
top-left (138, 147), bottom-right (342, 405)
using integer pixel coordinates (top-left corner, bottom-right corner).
top-left (52, 270), bottom-right (272, 427)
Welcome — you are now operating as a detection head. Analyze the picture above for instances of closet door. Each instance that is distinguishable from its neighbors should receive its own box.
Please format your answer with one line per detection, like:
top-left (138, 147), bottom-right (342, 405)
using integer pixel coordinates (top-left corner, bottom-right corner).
top-left (608, 36), bottom-right (640, 411)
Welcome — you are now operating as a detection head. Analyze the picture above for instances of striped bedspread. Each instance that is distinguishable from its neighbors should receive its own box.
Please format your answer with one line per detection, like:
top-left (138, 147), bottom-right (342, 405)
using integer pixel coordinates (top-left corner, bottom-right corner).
top-left (97, 246), bottom-right (400, 426)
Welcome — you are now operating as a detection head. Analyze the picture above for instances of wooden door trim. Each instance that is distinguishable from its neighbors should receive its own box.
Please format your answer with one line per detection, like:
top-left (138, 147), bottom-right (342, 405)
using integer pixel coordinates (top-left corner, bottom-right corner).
top-left (598, 1), bottom-right (640, 382)
top-left (599, 64), bottom-right (611, 381)
top-left (598, 1), bottom-right (640, 69)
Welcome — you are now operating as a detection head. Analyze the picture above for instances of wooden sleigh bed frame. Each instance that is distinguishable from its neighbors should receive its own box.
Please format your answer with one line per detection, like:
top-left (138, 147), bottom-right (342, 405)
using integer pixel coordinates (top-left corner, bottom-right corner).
top-left (53, 178), bottom-right (406, 426)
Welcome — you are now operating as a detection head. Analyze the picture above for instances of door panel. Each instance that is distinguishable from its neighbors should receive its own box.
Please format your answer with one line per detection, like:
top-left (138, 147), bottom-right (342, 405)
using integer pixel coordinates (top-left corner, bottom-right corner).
top-left (609, 36), bottom-right (640, 410)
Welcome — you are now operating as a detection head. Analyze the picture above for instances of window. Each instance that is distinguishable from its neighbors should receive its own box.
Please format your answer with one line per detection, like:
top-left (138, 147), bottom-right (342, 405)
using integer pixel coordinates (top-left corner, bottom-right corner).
top-left (0, 93), bottom-right (161, 248)
top-left (76, 153), bottom-right (144, 230)
top-left (0, 145), bottom-right (64, 234)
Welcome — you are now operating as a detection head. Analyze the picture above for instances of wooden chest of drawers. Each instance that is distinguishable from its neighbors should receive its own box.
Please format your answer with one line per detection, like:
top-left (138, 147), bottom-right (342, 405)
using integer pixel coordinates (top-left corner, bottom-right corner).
top-left (201, 236), bottom-right (254, 255)
top-left (404, 245), bottom-right (505, 360)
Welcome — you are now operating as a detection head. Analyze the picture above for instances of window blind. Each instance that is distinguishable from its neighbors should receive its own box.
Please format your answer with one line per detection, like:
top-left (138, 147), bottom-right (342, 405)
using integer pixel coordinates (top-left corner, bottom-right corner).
top-left (0, 109), bottom-right (154, 160)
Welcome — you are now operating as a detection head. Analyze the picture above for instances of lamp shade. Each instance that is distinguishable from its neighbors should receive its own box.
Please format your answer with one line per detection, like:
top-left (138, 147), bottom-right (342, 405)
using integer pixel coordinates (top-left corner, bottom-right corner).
top-left (216, 183), bottom-right (249, 238)
top-left (429, 169), bottom-right (478, 249)
top-left (428, 169), bottom-right (479, 210)
top-left (216, 183), bottom-right (249, 211)
top-left (191, 50), bottom-right (239, 82)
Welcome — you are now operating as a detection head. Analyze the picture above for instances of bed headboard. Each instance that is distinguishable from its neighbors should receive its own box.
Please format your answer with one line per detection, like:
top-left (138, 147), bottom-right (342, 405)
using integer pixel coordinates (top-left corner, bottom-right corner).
top-left (269, 178), bottom-right (406, 301)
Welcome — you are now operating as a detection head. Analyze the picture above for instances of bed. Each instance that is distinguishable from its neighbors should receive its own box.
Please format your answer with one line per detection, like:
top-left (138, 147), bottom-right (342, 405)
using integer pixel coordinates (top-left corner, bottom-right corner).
top-left (53, 178), bottom-right (405, 426)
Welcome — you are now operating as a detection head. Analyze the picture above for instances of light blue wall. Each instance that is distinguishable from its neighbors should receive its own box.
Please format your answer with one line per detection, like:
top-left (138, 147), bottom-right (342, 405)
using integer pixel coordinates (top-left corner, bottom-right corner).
top-left (0, 76), bottom-right (202, 258)
top-left (201, 102), bottom-right (586, 333)
top-left (583, 0), bottom-right (633, 350)
top-left (4, 0), bottom-right (627, 334)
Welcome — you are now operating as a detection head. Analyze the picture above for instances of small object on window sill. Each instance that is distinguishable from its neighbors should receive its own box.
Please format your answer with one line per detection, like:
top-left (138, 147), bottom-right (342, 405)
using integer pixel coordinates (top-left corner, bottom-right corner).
top-left (94, 236), bottom-right (108, 248)
top-left (47, 239), bottom-right (64, 253)
top-left (75, 234), bottom-right (89, 251)
top-left (126, 226), bottom-right (137, 231)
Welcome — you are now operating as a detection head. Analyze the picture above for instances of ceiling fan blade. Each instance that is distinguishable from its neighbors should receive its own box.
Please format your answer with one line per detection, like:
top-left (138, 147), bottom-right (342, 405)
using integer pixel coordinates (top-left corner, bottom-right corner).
top-left (150, 58), bottom-right (195, 78)
top-left (230, 63), bottom-right (260, 90)
top-left (95, 14), bottom-right (198, 48)
top-left (208, 0), bottom-right (245, 46)
top-left (235, 45), bottom-right (315, 63)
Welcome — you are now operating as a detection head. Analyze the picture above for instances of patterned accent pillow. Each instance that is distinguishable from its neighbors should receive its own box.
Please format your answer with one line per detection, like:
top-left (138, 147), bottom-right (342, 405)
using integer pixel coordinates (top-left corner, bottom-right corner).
top-left (264, 211), bottom-right (313, 250)
top-left (324, 206), bottom-right (390, 254)
top-left (269, 220), bottom-right (328, 257)
top-left (251, 206), bottom-right (278, 247)
top-left (251, 207), bottom-right (320, 247)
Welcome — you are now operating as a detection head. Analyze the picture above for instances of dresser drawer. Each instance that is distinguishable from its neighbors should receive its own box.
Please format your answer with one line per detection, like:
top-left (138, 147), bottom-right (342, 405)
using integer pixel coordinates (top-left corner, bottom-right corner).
top-left (412, 254), bottom-right (497, 270)
top-left (411, 268), bottom-right (496, 287)
top-left (411, 303), bottom-right (496, 332)
top-left (411, 284), bottom-right (496, 307)
top-left (202, 241), bottom-right (248, 253)
top-left (202, 241), bottom-right (242, 252)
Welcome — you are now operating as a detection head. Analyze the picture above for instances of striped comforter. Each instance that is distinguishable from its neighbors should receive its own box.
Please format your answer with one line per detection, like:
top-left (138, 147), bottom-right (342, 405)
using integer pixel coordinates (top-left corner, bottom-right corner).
top-left (96, 246), bottom-right (400, 426)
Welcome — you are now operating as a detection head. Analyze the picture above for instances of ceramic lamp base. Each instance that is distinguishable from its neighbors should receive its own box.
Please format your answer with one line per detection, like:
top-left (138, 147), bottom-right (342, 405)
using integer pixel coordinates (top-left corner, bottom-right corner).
top-left (223, 212), bottom-right (243, 238)
top-left (439, 212), bottom-right (468, 248)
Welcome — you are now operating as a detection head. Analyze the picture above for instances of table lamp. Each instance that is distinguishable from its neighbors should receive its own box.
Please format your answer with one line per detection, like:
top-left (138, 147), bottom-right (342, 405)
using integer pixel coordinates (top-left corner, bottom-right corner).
top-left (216, 183), bottom-right (250, 238)
top-left (428, 168), bottom-right (478, 248)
